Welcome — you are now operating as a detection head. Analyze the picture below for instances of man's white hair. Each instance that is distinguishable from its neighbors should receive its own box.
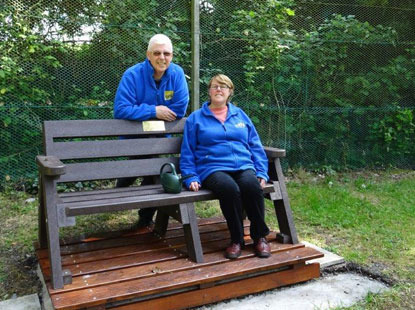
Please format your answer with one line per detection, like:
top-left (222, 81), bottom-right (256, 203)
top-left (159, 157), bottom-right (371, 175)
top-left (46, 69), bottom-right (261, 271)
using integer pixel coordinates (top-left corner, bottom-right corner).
top-left (147, 34), bottom-right (173, 52)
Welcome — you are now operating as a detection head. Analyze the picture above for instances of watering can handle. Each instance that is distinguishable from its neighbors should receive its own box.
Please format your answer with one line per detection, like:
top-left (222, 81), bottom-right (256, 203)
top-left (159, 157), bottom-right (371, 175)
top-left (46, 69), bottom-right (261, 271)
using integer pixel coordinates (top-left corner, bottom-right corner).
top-left (160, 162), bottom-right (177, 176)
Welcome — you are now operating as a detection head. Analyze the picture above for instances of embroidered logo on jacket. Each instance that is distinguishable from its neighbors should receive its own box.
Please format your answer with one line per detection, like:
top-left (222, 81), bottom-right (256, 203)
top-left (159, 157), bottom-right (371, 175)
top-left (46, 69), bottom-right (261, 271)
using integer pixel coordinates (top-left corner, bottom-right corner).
top-left (164, 91), bottom-right (174, 100)
top-left (235, 122), bottom-right (246, 128)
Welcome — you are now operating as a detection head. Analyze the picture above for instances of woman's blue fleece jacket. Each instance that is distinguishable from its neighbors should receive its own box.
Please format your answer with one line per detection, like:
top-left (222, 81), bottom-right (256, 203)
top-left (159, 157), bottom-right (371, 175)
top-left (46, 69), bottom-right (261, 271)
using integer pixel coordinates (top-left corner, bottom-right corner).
top-left (180, 102), bottom-right (269, 189)
top-left (114, 58), bottom-right (189, 120)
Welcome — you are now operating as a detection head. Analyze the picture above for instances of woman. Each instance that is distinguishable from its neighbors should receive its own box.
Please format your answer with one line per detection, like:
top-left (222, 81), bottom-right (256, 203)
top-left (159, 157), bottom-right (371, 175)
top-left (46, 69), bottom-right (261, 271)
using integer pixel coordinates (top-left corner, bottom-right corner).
top-left (180, 74), bottom-right (271, 259)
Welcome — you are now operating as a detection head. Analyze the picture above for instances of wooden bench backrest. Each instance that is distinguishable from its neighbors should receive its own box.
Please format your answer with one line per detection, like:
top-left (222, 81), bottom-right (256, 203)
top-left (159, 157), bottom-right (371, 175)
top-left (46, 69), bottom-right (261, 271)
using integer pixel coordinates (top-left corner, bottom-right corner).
top-left (43, 119), bottom-right (185, 183)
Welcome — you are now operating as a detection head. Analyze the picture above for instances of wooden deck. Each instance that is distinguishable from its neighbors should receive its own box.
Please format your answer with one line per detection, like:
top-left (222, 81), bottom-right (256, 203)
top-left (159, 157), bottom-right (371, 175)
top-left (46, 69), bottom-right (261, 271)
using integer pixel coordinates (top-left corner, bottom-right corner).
top-left (36, 218), bottom-right (323, 310)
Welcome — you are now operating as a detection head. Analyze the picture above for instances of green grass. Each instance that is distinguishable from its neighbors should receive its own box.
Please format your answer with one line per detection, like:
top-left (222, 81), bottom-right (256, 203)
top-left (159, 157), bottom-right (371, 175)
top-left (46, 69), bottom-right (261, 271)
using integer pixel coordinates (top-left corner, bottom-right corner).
top-left (278, 169), bottom-right (415, 310)
top-left (333, 284), bottom-right (415, 310)
top-left (0, 169), bottom-right (414, 307)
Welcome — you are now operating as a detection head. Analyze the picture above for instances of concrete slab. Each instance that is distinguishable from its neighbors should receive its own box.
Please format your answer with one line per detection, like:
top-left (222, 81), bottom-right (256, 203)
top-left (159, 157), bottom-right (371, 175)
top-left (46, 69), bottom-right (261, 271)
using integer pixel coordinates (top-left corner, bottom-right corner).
top-left (196, 273), bottom-right (388, 310)
top-left (0, 294), bottom-right (41, 310)
top-left (302, 241), bottom-right (345, 268)
top-left (36, 264), bottom-right (53, 310)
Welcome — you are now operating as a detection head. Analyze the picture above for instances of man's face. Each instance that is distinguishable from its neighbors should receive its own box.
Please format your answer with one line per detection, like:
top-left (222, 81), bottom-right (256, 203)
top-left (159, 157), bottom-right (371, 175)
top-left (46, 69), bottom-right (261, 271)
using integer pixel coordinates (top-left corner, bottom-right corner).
top-left (147, 43), bottom-right (173, 77)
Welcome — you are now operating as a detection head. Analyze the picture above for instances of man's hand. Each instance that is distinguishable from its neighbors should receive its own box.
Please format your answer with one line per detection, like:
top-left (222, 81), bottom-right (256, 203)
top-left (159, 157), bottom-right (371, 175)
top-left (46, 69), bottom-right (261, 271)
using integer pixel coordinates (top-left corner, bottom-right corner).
top-left (156, 105), bottom-right (177, 121)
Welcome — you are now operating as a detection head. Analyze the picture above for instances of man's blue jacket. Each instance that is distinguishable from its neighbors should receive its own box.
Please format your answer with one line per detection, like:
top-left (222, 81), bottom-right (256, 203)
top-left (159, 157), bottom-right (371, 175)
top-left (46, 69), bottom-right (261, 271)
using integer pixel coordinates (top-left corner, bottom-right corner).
top-left (180, 102), bottom-right (269, 189)
top-left (114, 58), bottom-right (189, 120)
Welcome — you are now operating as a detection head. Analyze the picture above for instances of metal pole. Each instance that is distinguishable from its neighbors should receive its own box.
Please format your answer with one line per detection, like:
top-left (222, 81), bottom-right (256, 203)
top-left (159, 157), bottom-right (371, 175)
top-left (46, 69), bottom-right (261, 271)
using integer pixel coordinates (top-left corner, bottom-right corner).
top-left (191, 0), bottom-right (200, 112)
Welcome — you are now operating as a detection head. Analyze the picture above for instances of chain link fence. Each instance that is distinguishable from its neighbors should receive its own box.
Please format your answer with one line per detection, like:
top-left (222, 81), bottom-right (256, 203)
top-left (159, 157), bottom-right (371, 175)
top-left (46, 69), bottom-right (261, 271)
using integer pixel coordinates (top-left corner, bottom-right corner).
top-left (1, 0), bottom-right (414, 183)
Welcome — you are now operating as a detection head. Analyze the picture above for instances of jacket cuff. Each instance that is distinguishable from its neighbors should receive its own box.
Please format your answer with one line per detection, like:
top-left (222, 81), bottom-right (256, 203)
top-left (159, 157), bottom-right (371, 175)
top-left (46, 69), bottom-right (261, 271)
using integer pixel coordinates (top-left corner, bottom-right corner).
top-left (151, 106), bottom-right (157, 119)
top-left (256, 172), bottom-right (269, 183)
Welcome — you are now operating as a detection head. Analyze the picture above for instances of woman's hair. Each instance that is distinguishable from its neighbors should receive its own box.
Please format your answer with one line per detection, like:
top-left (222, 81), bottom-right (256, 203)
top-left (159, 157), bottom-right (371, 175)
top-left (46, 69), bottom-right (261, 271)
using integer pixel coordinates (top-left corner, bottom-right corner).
top-left (208, 74), bottom-right (234, 102)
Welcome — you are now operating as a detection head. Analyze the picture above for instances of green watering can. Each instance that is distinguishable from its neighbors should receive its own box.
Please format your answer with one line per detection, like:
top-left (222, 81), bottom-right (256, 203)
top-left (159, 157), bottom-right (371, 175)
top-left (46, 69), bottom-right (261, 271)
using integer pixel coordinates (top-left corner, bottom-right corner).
top-left (160, 163), bottom-right (191, 194)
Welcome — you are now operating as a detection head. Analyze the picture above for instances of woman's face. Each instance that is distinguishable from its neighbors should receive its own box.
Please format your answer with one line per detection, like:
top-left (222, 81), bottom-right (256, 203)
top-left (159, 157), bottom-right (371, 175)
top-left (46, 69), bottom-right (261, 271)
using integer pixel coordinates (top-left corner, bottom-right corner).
top-left (209, 78), bottom-right (231, 105)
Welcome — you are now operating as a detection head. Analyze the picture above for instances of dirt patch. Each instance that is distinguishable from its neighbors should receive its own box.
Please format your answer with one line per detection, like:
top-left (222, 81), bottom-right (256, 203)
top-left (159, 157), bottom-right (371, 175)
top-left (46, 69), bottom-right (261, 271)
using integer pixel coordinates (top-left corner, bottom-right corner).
top-left (0, 249), bottom-right (41, 300)
top-left (322, 261), bottom-right (397, 286)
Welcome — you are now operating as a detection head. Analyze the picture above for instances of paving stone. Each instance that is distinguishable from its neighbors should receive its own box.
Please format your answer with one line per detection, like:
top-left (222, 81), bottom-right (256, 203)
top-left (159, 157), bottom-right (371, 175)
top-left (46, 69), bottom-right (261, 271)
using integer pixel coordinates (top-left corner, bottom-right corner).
top-left (0, 294), bottom-right (40, 310)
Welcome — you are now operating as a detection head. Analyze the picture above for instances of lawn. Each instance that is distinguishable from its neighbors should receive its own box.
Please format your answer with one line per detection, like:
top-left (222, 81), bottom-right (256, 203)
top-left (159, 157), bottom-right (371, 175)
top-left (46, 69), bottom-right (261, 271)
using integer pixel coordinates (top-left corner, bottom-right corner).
top-left (0, 169), bottom-right (414, 309)
top-left (284, 169), bottom-right (415, 310)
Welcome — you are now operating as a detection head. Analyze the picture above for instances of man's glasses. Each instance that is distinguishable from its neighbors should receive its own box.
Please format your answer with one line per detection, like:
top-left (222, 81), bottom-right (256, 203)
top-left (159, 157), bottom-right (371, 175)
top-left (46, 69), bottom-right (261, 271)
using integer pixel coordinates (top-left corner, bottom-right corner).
top-left (152, 51), bottom-right (172, 57)
top-left (210, 85), bottom-right (230, 90)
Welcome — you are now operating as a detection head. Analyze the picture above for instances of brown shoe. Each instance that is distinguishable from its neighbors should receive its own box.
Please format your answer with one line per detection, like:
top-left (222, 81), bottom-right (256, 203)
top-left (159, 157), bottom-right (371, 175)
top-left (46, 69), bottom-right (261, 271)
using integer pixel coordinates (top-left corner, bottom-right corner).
top-left (225, 243), bottom-right (242, 259)
top-left (254, 238), bottom-right (271, 258)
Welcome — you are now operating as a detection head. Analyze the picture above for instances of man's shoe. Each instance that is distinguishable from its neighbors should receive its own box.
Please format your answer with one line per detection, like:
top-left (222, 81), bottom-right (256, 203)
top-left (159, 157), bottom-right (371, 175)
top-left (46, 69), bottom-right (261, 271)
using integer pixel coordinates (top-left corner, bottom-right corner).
top-left (225, 243), bottom-right (242, 259)
top-left (136, 218), bottom-right (155, 229)
top-left (254, 238), bottom-right (271, 258)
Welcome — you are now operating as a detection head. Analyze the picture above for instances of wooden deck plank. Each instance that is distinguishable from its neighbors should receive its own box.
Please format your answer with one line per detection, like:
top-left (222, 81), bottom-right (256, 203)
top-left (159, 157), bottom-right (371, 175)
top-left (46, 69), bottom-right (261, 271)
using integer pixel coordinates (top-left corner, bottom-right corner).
top-left (35, 217), bottom-right (227, 252)
top-left (48, 241), bottom-right (305, 294)
top-left (51, 247), bottom-right (323, 309)
top-left (37, 222), bottom-right (230, 259)
top-left (39, 229), bottom-right (230, 269)
top-left (40, 233), bottom-right (279, 278)
top-left (39, 230), bottom-right (279, 276)
top-left (111, 263), bottom-right (320, 310)
top-left (38, 219), bottom-right (323, 310)
top-left (40, 247), bottom-right (184, 279)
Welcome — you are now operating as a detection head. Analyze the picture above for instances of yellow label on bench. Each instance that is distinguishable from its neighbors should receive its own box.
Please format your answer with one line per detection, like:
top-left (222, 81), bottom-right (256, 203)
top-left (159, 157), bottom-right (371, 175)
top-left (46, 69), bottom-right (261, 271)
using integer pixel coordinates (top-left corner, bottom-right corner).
top-left (143, 120), bottom-right (166, 132)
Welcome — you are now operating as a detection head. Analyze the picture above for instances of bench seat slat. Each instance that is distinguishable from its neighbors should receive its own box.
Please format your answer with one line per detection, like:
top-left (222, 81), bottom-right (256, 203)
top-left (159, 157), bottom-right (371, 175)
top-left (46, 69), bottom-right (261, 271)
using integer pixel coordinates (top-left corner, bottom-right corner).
top-left (49, 137), bottom-right (182, 160)
top-left (60, 183), bottom-right (276, 216)
top-left (58, 184), bottom-right (161, 198)
top-left (60, 187), bottom-right (165, 203)
top-left (58, 157), bottom-right (180, 183)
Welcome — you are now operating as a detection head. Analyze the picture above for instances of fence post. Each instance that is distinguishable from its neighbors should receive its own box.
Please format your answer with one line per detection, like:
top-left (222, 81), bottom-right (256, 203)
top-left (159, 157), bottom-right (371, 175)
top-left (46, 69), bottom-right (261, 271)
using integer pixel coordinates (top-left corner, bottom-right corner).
top-left (191, 0), bottom-right (200, 112)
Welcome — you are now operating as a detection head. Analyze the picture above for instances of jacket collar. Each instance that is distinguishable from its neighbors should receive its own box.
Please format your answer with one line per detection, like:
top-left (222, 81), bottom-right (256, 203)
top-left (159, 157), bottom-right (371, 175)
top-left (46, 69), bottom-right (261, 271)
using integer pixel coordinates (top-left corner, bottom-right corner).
top-left (201, 101), bottom-right (238, 119)
top-left (144, 58), bottom-right (172, 80)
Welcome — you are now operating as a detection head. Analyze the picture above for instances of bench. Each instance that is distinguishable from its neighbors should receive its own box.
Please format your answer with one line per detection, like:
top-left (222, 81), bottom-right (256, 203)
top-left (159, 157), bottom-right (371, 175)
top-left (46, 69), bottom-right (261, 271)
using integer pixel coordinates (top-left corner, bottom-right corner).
top-left (36, 118), bottom-right (298, 289)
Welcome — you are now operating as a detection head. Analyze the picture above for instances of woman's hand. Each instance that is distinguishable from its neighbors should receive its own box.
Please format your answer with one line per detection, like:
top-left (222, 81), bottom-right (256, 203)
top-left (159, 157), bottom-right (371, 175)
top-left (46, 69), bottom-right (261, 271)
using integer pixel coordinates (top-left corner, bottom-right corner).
top-left (189, 181), bottom-right (201, 192)
top-left (257, 178), bottom-right (266, 189)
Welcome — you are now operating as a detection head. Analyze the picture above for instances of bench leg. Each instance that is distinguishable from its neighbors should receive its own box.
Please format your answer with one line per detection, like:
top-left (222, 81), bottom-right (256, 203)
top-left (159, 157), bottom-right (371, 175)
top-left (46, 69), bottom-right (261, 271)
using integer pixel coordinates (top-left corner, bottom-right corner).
top-left (271, 158), bottom-right (299, 244)
top-left (180, 203), bottom-right (204, 263)
top-left (38, 174), bottom-right (48, 249)
top-left (43, 178), bottom-right (72, 289)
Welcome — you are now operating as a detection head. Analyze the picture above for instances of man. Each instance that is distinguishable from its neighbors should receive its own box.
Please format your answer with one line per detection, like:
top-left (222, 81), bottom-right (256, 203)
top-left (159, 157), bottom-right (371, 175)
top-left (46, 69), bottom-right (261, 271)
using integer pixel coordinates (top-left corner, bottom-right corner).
top-left (114, 34), bottom-right (189, 228)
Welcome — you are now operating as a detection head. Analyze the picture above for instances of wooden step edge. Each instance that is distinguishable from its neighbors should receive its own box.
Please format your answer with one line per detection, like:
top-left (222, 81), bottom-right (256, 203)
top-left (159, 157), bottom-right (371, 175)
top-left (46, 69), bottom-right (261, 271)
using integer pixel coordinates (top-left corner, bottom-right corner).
top-left (47, 241), bottom-right (307, 295)
top-left (50, 247), bottom-right (323, 309)
top-left (110, 263), bottom-right (320, 310)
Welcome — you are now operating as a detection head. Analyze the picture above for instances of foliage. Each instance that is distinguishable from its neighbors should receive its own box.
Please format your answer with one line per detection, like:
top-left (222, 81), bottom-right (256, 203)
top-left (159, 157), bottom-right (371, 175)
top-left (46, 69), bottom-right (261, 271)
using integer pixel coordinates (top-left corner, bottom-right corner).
top-left (1, 1), bottom-right (415, 180)
top-left (0, 10), bottom-right (65, 104)
top-left (370, 108), bottom-right (415, 164)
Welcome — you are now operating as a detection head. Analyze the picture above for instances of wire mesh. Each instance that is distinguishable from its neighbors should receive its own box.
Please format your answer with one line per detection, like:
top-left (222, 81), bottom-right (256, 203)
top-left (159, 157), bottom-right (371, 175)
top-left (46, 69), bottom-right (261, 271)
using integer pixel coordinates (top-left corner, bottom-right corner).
top-left (1, 0), bottom-right (414, 182)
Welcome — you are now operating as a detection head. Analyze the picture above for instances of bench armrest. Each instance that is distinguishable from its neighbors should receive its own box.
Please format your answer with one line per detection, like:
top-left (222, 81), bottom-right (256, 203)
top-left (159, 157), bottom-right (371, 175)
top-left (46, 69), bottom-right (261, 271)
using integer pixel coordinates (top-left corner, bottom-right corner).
top-left (36, 155), bottom-right (66, 176)
top-left (264, 146), bottom-right (286, 159)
